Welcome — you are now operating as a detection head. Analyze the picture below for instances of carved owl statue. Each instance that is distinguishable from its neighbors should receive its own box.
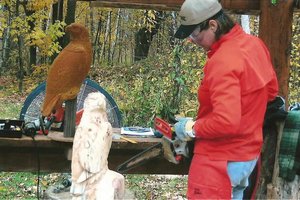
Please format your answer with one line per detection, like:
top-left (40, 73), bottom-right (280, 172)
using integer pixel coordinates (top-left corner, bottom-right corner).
top-left (70, 92), bottom-right (125, 200)
top-left (42, 23), bottom-right (92, 117)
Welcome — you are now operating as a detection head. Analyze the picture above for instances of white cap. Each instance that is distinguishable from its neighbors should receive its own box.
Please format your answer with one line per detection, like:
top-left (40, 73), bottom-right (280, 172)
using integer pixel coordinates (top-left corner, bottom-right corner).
top-left (175, 0), bottom-right (222, 39)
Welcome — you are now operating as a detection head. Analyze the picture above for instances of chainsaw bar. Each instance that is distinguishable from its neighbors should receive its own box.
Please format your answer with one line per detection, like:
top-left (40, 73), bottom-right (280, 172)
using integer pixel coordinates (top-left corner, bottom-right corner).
top-left (116, 142), bottom-right (163, 173)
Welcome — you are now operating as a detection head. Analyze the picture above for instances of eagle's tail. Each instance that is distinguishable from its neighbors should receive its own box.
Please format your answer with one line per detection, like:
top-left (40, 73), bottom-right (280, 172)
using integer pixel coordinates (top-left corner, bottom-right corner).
top-left (41, 94), bottom-right (62, 117)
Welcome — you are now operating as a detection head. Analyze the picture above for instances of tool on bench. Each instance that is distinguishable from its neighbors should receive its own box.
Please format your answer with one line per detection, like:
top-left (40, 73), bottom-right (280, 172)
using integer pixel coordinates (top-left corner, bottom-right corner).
top-left (116, 117), bottom-right (192, 173)
top-left (22, 107), bottom-right (84, 136)
top-left (0, 119), bottom-right (24, 138)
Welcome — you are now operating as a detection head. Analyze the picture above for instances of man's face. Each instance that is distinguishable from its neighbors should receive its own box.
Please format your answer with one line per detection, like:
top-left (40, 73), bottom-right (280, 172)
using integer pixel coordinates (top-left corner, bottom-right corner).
top-left (189, 20), bottom-right (217, 51)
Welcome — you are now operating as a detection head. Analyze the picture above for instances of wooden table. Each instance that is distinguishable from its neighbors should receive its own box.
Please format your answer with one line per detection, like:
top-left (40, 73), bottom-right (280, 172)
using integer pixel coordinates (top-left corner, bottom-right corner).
top-left (0, 129), bottom-right (190, 174)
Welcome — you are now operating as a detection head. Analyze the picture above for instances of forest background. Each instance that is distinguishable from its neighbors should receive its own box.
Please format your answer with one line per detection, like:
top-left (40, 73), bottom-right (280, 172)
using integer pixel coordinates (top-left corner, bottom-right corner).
top-left (0, 0), bottom-right (299, 127)
top-left (0, 0), bottom-right (299, 199)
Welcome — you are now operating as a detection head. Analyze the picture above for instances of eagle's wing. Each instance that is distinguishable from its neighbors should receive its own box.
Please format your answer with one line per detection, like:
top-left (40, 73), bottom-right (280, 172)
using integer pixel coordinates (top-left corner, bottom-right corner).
top-left (76, 122), bottom-right (111, 183)
top-left (42, 43), bottom-right (91, 116)
top-left (46, 45), bottom-right (90, 94)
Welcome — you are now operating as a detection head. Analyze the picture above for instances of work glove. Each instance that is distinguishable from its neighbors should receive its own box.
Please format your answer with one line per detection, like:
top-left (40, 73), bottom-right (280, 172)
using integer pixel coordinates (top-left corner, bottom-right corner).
top-left (264, 96), bottom-right (288, 127)
top-left (174, 117), bottom-right (195, 141)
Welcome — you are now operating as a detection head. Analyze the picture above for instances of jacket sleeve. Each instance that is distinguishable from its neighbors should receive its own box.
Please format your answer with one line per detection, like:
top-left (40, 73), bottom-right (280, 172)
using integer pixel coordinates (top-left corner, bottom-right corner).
top-left (193, 62), bottom-right (242, 139)
top-left (267, 69), bottom-right (279, 102)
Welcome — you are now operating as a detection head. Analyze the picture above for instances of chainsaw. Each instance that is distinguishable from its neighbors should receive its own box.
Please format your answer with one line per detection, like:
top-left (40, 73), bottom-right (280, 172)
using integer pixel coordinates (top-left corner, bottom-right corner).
top-left (116, 117), bottom-right (193, 173)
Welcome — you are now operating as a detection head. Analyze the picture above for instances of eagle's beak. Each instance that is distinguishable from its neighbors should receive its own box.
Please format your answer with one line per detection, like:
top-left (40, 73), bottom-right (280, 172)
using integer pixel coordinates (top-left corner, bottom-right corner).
top-left (65, 24), bottom-right (72, 32)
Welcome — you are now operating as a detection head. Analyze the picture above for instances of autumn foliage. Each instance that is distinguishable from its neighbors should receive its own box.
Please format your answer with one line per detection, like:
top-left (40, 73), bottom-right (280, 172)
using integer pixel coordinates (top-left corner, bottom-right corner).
top-left (0, 1), bottom-right (299, 126)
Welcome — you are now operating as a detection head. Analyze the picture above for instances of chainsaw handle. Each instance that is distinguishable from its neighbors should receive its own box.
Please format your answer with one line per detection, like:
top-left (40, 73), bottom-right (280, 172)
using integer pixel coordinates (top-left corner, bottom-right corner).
top-left (154, 117), bottom-right (173, 139)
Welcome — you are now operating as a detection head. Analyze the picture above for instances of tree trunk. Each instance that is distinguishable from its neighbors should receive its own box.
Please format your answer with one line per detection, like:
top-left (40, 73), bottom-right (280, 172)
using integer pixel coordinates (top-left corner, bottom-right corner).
top-left (99, 11), bottom-right (111, 63)
top-left (110, 9), bottom-right (121, 65)
top-left (63, 0), bottom-right (76, 48)
top-left (16, 0), bottom-right (37, 73)
top-left (168, 12), bottom-right (177, 48)
top-left (1, 5), bottom-right (11, 75)
top-left (134, 11), bottom-right (164, 61)
top-left (24, 8), bottom-right (36, 73)
top-left (107, 11), bottom-right (112, 65)
top-left (16, 0), bottom-right (24, 92)
top-left (93, 20), bottom-right (102, 67)
top-left (51, 0), bottom-right (64, 61)
top-left (90, 3), bottom-right (94, 47)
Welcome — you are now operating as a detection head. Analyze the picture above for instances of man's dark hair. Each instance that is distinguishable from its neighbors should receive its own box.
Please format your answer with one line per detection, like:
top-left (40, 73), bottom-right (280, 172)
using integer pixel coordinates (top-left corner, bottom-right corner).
top-left (199, 10), bottom-right (235, 40)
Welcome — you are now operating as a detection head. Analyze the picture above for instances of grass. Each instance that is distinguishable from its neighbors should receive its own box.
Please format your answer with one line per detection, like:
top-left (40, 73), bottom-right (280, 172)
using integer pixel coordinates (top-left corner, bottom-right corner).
top-left (0, 172), bottom-right (69, 199)
top-left (0, 100), bottom-right (23, 120)
top-left (125, 175), bottom-right (187, 199)
top-left (0, 86), bottom-right (188, 199)
top-left (0, 172), bottom-right (38, 199)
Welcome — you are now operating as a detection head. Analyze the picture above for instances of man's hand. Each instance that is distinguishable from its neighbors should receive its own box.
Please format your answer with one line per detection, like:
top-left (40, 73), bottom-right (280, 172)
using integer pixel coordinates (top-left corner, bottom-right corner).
top-left (174, 117), bottom-right (195, 141)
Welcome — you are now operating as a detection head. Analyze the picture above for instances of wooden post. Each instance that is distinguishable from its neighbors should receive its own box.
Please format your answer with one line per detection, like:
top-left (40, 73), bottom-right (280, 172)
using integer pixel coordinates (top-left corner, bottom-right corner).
top-left (259, 0), bottom-right (294, 101)
top-left (62, 0), bottom-right (77, 138)
top-left (257, 0), bottom-right (294, 198)
top-left (64, 98), bottom-right (77, 137)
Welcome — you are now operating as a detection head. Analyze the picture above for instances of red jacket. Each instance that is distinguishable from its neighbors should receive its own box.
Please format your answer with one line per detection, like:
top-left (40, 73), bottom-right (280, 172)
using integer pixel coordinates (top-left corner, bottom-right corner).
top-left (193, 24), bottom-right (278, 161)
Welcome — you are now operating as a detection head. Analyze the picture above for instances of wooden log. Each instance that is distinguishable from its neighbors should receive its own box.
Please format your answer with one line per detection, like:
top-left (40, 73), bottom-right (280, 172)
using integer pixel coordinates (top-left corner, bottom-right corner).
top-left (259, 0), bottom-right (294, 102)
top-left (255, 123), bottom-right (280, 199)
top-left (266, 122), bottom-right (285, 199)
top-left (257, 3), bottom-right (294, 197)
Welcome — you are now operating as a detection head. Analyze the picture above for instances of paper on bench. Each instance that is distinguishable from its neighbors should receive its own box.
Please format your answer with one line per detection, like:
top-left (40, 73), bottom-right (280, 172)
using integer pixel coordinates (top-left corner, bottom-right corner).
top-left (121, 127), bottom-right (154, 136)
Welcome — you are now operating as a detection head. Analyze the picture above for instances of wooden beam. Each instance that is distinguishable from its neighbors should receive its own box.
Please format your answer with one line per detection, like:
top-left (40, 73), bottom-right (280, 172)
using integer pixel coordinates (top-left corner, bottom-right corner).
top-left (89, 0), bottom-right (183, 11)
top-left (80, 0), bottom-right (260, 12)
top-left (220, 0), bottom-right (259, 13)
top-left (256, 1), bottom-right (294, 198)
top-left (259, 0), bottom-right (294, 101)
top-left (79, 0), bottom-right (300, 13)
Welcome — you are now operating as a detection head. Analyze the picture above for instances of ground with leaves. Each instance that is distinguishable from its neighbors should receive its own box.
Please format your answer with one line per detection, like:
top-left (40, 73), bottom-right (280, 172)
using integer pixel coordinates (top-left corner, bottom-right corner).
top-left (0, 172), bottom-right (187, 199)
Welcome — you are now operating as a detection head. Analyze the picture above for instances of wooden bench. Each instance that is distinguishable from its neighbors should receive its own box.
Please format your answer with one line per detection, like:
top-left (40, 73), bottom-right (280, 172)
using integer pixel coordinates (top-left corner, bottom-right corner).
top-left (0, 129), bottom-right (190, 174)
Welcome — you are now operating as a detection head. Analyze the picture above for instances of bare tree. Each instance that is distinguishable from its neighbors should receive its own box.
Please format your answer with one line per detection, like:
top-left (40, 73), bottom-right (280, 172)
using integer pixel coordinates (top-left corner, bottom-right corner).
top-left (110, 9), bottom-right (121, 65)
top-left (99, 11), bottom-right (111, 63)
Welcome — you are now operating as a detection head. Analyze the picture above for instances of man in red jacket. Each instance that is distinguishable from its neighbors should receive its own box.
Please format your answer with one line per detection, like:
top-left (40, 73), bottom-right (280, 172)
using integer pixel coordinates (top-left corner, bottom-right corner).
top-left (174, 0), bottom-right (278, 199)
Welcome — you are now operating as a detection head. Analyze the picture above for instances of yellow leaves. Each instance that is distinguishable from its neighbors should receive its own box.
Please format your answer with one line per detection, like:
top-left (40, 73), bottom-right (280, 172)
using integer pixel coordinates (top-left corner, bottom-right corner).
top-left (1, 0), bottom-right (61, 57)
top-left (132, 10), bottom-right (159, 31)
top-left (2, 0), bottom-right (16, 7)
top-left (25, 27), bottom-right (52, 56)
top-left (143, 10), bottom-right (158, 32)
top-left (0, 16), bottom-right (7, 38)
top-left (26, 27), bottom-right (47, 45)
top-left (24, 21), bottom-right (65, 57)
top-left (10, 17), bottom-right (30, 36)
top-left (27, 0), bottom-right (54, 11)
top-left (24, 64), bottom-right (51, 92)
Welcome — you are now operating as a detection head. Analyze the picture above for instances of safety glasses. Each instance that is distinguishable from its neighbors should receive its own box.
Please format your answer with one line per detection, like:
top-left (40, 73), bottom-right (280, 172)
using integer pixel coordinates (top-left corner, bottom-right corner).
top-left (189, 25), bottom-right (201, 41)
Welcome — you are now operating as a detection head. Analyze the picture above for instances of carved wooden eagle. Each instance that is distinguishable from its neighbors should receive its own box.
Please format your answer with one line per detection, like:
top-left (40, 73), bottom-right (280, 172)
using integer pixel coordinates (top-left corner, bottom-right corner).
top-left (70, 92), bottom-right (125, 199)
top-left (41, 23), bottom-right (92, 116)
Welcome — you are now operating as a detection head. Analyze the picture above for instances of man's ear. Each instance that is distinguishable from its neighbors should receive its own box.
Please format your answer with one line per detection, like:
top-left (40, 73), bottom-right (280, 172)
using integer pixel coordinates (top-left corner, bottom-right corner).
top-left (208, 20), bottom-right (218, 33)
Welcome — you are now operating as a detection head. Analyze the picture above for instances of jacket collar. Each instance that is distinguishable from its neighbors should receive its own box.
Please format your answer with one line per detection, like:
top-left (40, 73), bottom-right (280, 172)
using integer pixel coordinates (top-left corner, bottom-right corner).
top-left (207, 24), bottom-right (244, 58)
